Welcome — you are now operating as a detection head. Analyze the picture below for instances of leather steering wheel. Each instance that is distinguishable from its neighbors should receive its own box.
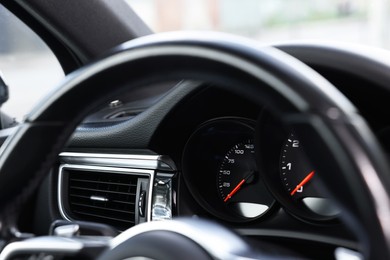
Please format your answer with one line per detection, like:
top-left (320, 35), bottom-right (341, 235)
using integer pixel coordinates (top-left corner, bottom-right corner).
top-left (0, 32), bottom-right (389, 259)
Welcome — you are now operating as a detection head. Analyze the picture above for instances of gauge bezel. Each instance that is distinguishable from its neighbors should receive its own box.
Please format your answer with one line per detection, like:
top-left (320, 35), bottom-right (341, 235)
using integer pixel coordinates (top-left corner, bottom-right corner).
top-left (257, 111), bottom-right (339, 223)
top-left (182, 117), bottom-right (277, 223)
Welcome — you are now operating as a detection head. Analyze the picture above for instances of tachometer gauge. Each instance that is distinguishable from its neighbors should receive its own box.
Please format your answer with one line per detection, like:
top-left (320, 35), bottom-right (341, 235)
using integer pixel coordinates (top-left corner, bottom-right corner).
top-left (258, 112), bottom-right (340, 222)
top-left (280, 133), bottom-right (340, 218)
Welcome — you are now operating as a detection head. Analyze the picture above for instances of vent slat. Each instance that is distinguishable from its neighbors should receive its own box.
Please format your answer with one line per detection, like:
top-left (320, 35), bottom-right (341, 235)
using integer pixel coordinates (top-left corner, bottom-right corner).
top-left (65, 169), bottom-right (141, 230)
top-left (70, 186), bottom-right (136, 196)
top-left (69, 194), bottom-right (135, 205)
top-left (111, 200), bottom-right (135, 205)
top-left (69, 194), bottom-right (90, 199)
top-left (72, 210), bottom-right (135, 224)
top-left (71, 178), bottom-right (137, 187)
top-left (70, 202), bottom-right (135, 214)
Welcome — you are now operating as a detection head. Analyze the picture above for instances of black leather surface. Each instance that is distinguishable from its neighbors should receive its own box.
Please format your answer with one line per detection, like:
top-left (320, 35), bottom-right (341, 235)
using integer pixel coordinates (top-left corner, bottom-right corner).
top-left (98, 231), bottom-right (213, 260)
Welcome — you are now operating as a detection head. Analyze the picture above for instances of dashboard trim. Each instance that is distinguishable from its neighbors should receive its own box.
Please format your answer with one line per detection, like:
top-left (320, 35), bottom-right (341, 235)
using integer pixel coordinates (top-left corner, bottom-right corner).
top-left (59, 152), bottom-right (176, 171)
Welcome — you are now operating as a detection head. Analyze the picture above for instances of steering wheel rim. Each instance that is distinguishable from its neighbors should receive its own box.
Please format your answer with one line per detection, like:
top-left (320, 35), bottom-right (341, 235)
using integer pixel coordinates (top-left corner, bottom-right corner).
top-left (0, 32), bottom-right (389, 259)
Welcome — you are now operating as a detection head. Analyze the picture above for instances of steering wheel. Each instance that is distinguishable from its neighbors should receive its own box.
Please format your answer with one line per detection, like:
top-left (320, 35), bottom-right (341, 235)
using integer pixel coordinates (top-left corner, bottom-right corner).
top-left (0, 32), bottom-right (389, 259)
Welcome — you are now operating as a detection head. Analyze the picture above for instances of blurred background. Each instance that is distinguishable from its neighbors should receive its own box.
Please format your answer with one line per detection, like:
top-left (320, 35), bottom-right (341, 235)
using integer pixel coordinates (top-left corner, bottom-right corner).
top-left (0, 0), bottom-right (389, 120)
top-left (128, 0), bottom-right (385, 46)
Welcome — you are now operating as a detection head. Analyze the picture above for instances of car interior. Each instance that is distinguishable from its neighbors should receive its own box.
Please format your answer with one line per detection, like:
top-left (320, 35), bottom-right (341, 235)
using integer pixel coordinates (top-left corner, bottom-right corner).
top-left (0, 1), bottom-right (390, 259)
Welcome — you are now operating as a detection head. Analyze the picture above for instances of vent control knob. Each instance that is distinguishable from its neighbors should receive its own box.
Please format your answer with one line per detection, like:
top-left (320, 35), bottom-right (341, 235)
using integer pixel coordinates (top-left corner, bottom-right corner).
top-left (139, 191), bottom-right (146, 217)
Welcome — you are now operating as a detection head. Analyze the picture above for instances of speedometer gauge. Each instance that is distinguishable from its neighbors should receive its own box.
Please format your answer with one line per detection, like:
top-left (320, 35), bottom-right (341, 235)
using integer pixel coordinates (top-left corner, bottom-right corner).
top-left (182, 118), bottom-right (276, 222)
top-left (218, 140), bottom-right (273, 218)
top-left (280, 133), bottom-right (340, 218)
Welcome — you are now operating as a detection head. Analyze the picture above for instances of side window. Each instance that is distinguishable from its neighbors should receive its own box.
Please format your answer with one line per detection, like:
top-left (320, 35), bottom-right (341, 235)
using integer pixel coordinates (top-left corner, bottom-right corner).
top-left (0, 4), bottom-right (64, 122)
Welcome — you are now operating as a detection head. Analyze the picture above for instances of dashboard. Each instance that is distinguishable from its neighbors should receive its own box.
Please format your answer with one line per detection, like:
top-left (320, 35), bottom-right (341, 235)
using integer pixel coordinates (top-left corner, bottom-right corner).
top-left (18, 43), bottom-right (390, 259)
top-left (148, 85), bottom-right (357, 251)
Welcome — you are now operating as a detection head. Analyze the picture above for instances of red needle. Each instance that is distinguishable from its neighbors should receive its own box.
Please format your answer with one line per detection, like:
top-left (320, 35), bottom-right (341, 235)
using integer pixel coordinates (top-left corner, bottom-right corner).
top-left (290, 170), bottom-right (315, 196)
top-left (224, 179), bottom-right (246, 203)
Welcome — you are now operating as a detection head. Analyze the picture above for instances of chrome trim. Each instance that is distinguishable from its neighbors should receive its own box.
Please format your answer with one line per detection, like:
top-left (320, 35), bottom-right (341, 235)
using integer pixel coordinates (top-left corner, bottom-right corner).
top-left (0, 237), bottom-right (84, 259)
top-left (59, 152), bottom-right (176, 171)
top-left (54, 224), bottom-right (80, 237)
top-left (58, 164), bottom-right (155, 223)
top-left (0, 126), bottom-right (17, 140)
top-left (151, 176), bottom-right (172, 221)
top-left (60, 152), bottom-right (160, 160)
top-left (335, 247), bottom-right (363, 260)
top-left (90, 195), bottom-right (109, 202)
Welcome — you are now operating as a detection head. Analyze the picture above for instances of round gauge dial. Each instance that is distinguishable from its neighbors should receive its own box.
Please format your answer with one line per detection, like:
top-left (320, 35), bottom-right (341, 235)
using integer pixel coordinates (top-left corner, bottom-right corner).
top-left (218, 139), bottom-right (274, 219)
top-left (182, 118), bottom-right (276, 222)
top-left (280, 133), bottom-right (340, 218)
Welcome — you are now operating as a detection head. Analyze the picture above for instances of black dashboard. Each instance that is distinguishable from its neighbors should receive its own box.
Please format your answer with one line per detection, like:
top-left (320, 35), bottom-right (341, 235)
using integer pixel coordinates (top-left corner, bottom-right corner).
top-left (23, 43), bottom-right (390, 259)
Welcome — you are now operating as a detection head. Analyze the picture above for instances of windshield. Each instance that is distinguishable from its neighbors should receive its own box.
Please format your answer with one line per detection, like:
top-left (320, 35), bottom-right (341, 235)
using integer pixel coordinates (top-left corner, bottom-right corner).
top-left (0, 4), bottom-right (64, 122)
top-left (0, 1), bottom-right (382, 121)
top-left (127, 0), bottom-right (382, 48)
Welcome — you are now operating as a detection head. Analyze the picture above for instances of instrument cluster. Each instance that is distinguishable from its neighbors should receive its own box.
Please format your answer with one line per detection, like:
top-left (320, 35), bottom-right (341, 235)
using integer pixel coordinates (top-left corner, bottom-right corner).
top-left (182, 116), bottom-right (340, 223)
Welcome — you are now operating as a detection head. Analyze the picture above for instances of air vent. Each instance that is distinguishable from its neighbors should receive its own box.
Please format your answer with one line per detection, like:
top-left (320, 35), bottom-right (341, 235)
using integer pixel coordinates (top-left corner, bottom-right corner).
top-left (64, 169), bottom-right (143, 231)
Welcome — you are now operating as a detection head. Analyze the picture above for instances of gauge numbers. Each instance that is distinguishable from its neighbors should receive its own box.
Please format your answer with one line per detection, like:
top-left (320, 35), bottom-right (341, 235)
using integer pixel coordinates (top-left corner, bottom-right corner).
top-left (218, 139), bottom-right (274, 219)
top-left (218, 140), bottom-right (256, 202)
top-left (280, 133), bottom-right (339, 218)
